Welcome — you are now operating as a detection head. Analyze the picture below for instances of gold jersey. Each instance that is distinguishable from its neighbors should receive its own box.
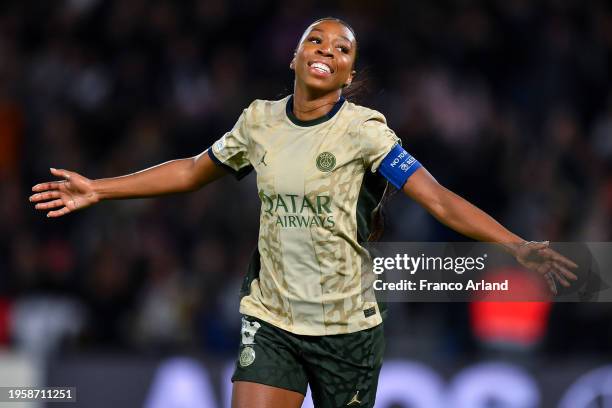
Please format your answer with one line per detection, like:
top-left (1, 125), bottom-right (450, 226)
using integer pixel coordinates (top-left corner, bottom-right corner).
top-left (209, 95), bottom-right (399, 335)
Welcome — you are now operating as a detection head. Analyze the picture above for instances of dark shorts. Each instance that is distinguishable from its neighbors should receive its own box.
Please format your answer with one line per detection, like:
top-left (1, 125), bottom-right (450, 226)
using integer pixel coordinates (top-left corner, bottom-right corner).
top-left (231, 315), bottom-right (385, 408)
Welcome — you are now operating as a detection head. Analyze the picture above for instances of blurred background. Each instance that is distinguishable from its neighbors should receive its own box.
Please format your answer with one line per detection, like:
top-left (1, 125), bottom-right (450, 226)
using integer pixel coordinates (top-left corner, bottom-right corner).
top-left (1, 0), bottom-right (612, 406)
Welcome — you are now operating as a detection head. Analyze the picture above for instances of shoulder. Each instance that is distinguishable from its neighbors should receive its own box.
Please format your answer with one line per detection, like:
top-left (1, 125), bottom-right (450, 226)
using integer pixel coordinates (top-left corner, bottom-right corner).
top-left (232, 97), bottom-right (289, 136)
top-left (244, 96), bottom-right (290, 121)
top-left (343, 101), bottom-right (388, 127)
top-left (342, 101), bottom-right (390, 134)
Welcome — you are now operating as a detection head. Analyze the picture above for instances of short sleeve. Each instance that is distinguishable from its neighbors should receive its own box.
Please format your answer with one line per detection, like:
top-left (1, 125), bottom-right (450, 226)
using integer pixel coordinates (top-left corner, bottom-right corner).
top-left (359, 115), bottom-right (401, 173)
top-left (207, 107), bottom-right (253, 179)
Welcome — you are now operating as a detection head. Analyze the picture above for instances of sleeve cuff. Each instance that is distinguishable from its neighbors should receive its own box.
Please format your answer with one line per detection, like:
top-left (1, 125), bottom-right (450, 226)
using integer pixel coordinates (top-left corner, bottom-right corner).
top-left (207, 148), bottom-right (253, 180)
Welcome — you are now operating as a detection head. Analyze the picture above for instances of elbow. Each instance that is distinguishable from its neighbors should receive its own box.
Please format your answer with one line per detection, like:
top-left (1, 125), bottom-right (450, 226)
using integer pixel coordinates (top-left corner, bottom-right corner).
top-left (176, 157), bottom-right (199, 192)
top-left (422, 187), bottom-right (454, 223)
top-left (403, 170), bottom-right (457, 224)
top-left (427, 200), bottom-right (450, 222)
top-left (185, 159), bottom-right (201, 191)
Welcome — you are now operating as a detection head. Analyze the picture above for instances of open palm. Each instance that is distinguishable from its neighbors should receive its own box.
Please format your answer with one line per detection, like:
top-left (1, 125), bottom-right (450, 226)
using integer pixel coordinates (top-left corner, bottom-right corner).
top-left (29, 168), bottom-right (99, 218)
top-left (515, 241), bottom-right (578, 295)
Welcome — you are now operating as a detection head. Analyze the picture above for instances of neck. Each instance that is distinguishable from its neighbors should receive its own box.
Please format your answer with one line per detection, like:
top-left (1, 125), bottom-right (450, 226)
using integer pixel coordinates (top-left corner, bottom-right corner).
top-left (292, 82), bottom-right (342, 121)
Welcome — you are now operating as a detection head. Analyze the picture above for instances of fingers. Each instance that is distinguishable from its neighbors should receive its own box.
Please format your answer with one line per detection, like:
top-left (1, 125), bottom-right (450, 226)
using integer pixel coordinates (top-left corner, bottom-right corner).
top-left (31, 168), bottom-right (72, 192)
top-left (50, 167), bottom-right (72, 180)
top-left (532, 263), bottom-right (567, 294)
top-left (548, 250), bottom-right (578, 269)
top-left (35, 199), bottom-right (64, 210)
top-left (47, 207), bottom-right (72, 218)
top-left (533, 259), bottom-right (579, 295)
top-left (29, 190), bottom-right (61, 203)
top-left (551, 270), bottom-right (571, 287)
top-left (553, 261), bottom-right (578, 281)
top-left (32, 181), bottom-right (64, 192)
top-left (519, 242), bottom-right (580, 295)
top-left (538, 261), bottom-right (572, 288)
top-left (544, 272), bottom-right (557, 295)
top-left (534, 246), bottom-right (579, 269)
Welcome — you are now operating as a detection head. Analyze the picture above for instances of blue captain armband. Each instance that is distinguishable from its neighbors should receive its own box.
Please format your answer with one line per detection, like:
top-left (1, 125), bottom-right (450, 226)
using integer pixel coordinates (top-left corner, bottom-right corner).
top-left (377, 144), bottom-right (422, 189)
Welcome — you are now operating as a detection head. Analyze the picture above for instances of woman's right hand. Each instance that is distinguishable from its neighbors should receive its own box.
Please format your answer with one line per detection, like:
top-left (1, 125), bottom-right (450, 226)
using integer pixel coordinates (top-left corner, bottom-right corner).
top-left (29, 168), bottom-right (99, 218)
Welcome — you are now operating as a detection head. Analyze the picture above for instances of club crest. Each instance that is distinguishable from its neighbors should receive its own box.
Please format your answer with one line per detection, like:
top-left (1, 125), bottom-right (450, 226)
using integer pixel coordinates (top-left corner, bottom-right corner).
top-left (316, 152), bottom-right (336, 172)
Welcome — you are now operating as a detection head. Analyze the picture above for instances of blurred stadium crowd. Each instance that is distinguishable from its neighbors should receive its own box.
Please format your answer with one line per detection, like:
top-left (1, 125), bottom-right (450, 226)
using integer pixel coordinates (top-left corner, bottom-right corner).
top-left (0, 0), bottom-right (611, 361)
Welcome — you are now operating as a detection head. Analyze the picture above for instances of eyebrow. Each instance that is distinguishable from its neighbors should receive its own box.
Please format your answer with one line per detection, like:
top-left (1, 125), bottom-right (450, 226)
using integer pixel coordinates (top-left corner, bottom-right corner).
top-left (310, 28), bottom-right (353, 44)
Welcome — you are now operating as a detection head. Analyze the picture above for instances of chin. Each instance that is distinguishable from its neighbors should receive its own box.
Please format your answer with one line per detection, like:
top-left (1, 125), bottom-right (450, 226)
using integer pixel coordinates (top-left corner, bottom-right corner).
top-left (302, 79), bottom-right (339, 94)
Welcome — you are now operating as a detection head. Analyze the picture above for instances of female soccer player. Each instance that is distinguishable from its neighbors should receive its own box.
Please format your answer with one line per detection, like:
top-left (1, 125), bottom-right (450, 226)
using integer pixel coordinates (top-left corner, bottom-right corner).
top-left (30, 17), bottom-right (577, 408)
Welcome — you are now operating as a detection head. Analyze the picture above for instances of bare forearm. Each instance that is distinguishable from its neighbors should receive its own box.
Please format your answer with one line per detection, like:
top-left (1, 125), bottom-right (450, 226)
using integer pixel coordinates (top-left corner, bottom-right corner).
top-left (403, 169), bottom-right (526, 255)
top-left (93, 158), bottom-right (199, 200)
top-left (30, 151), bottom-right (225, 217)
top-left (431, 187), bottom-right (525, 253)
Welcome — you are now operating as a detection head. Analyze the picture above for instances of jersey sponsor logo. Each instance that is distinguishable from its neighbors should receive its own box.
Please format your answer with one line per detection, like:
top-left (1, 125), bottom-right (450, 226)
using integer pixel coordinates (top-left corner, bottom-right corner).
top-left (259, 191), bottom-right (335, 228)
top-left (316, 152), bottom-right (336, 172)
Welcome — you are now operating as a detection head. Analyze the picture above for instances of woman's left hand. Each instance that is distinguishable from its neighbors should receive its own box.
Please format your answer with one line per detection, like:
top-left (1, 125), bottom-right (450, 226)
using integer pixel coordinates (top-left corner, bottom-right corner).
top-left (514, 241), bottom-right (578, 295)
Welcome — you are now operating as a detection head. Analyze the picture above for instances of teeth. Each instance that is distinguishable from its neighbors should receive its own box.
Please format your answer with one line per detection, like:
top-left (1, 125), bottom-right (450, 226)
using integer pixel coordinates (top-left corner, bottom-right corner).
top-left (311, 62), bottom-right (331, 73)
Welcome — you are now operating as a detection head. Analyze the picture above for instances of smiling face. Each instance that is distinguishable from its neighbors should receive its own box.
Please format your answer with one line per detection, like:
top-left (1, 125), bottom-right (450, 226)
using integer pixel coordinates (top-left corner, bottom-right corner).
top-left (290, 19), bottom-right (357, 96)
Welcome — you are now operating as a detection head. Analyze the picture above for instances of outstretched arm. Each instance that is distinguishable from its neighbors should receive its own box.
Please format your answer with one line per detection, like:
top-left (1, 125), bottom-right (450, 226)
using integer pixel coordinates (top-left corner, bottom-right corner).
top-left (403, 168), bottom-right (523, 248)
top-left (30, 150), bottom-right (226, 218)
top-left (402, 167), bottom-right (577, 293)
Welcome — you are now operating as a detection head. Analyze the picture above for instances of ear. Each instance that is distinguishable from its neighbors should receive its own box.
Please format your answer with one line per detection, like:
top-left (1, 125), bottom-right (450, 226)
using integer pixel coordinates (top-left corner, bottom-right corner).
top-left (289, 52), bottom-right (296, 71)
top-left (346, 69), bottom-right (357, 86)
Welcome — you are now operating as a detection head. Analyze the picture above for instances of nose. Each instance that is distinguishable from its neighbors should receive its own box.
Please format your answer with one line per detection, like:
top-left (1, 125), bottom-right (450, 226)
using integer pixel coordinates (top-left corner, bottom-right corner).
top-left (316, 44), bottom-right (334, 58)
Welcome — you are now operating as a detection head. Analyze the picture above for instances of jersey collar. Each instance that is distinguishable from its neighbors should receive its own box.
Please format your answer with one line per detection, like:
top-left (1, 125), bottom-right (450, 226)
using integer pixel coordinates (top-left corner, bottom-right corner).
top-left (286, 95), bottom-right (346, 127)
